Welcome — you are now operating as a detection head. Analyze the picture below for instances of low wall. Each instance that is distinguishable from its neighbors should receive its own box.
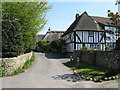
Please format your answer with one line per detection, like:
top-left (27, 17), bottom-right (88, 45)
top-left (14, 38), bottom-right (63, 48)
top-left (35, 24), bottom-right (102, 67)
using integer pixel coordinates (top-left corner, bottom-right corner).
top-left (73, 50), bottom-right (120, 70)
top-left (0, 51), bottom-right (33, 75)
top-left (116, 38), bottom-right (120, 50)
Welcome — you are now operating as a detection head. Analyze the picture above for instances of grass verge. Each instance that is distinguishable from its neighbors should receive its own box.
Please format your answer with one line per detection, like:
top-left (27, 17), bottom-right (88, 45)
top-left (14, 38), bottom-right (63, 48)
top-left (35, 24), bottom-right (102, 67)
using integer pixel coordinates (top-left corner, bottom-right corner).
top-left (9, 52), bottom-right (35, 76)
top-left (64, 60), bottom-right (120, 80)
top-left (0, 67), bottom-right (7, 77)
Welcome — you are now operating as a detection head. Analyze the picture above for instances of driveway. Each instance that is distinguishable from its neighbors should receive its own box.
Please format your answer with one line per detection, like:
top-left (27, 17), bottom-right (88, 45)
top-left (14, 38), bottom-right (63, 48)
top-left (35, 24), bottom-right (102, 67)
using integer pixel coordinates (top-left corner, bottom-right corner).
top-left (2, 53), bottom-right (119, 88)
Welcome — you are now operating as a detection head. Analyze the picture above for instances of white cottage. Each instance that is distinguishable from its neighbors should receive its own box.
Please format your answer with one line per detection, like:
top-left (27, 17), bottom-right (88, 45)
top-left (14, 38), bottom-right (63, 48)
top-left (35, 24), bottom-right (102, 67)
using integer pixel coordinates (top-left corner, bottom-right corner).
top-left (61, 11), bottom-right (118, 53)
top-left (116, 0), bottom-right (120, 15)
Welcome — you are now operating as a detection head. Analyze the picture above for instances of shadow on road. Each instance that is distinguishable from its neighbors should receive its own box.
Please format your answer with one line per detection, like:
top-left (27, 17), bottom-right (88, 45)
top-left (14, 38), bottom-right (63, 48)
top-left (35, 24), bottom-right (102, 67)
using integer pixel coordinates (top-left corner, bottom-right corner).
top-left (45, 53), bottom-right (70, 59)
top-left (52, 74), bottom-right (84, 82)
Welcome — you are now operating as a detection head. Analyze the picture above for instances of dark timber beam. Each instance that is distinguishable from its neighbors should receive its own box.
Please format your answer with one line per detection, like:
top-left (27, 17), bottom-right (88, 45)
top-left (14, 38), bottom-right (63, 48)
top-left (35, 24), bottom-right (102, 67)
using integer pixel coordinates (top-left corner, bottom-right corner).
top-left (74, 31), bottom-right (76, 49)
top-left (75, 33), bottom-right (82, 42)
top-left (104, 32), bottom-right (106, 47)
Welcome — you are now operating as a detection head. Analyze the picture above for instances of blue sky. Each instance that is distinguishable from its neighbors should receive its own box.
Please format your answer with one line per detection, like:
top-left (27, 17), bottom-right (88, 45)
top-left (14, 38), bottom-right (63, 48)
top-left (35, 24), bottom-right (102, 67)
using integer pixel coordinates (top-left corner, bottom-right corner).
top-left (38, 2), bottom-right (118, 34)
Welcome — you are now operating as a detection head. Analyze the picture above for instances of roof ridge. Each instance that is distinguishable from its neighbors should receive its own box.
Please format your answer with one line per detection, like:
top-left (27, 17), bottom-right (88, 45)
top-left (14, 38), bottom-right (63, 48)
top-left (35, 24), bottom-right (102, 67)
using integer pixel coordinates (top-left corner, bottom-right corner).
top-left (74, 11), bottom-right (88, 30)
top-left (75, 11), bottom-right (103, 31)
top-left (91, 16), bottom-right (110, 19)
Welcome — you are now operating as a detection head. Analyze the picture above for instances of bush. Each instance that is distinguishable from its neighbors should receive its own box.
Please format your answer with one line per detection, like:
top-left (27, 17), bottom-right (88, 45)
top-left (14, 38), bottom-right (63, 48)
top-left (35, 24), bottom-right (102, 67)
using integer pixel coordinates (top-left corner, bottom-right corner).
top-left (80, 46), bottom-right (88, 50)
top-left (50, 39), bottom-right (66, 53)
top-left (113, 45), bottom-right (120, 50)
top-left (36, 39), bottom-right (66, 53)
top-left (50, 40), bottom-right (59, 53)
top-left (36, 40), bottom-right (50, 52)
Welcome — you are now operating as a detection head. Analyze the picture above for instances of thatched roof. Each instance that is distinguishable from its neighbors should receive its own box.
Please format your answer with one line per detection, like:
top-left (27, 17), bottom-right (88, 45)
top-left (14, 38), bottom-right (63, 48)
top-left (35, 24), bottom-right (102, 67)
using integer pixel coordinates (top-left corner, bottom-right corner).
top-left (62, 11), bottom-right (112, 37)
top-left (42, 31), bottom-right (64, 42)
top-left (91, 16), bottom-right (112, 26)
top-left (36, 34), bottom-right (44, 42)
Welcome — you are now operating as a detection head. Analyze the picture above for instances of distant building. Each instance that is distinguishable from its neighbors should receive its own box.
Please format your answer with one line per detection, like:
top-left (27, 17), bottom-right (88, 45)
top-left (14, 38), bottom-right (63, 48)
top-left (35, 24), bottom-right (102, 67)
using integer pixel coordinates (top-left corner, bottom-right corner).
top-left (36, 34), bottom-right (44, 42)
top-left (61, 11), bottom-right (119, 53)
top-left (42, 29), bottom-right (64, 42)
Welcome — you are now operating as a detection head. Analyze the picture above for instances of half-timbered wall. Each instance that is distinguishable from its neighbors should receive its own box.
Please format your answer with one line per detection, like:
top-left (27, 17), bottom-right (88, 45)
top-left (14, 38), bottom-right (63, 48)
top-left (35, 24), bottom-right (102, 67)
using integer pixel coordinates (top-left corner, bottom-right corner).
top-left (66, 43), bottom-right (74, 52)
top-left (105, 26), bottom-right (118, 49)
top-left (63, 33), bottom-right (74, 43)
top-left (62, 33), bottom-right (74, 52)
top-left (105, 26), bottom-right (117, 42)
top-left (76, 31), bottom-right (105, 50)
top-left (62, 30), bottom-right (106, 52)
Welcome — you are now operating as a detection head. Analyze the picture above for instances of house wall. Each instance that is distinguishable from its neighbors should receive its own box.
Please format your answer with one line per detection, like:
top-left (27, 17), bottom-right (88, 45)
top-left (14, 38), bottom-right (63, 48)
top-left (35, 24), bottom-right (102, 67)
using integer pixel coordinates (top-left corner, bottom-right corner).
top-left (118, 1), bottom-right (120, 15)
top-left (76, 31), bottom-right (105, 50)
top-left (105, 26), bottom-right (118, 49)
top-left (62, 33), bottom-right (74, 52)
top-left (62, 31), bottom-right (106, 52)
top-left (73, 50), bottom-right (120, 70)
top-left (105, 26), bottom-right (117, 42)
top-left (66, 43), bottom-right (74, 52)
top-left (63, 33), bottom-right (74, 43)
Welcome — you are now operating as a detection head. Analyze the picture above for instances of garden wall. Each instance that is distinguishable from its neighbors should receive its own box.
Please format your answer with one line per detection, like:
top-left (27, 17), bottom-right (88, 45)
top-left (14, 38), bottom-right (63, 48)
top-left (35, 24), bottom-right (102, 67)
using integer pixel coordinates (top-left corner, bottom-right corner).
top-left (0, 51), bottom-right (33, 75)
top-left (73, 50), bottom-right (120, 70)
top-left (116, 38), bottom-right (120, 49)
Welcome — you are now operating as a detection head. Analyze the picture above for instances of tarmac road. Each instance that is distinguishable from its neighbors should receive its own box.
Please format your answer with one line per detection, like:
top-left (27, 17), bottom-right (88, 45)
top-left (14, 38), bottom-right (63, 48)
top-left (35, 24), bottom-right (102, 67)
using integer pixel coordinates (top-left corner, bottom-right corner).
top-left (2, 53), bottom-right (119, 88)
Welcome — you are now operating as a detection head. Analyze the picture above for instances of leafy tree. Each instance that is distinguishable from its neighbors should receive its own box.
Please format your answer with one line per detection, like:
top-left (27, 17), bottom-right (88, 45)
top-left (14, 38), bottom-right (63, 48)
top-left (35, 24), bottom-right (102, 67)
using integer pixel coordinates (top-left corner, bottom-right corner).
top-left (2, 19), bottom-right (24, 57)
top-left (2, 2), bottom-right (51, 57)
top-left (107, 10), bottom-right (120, 36)
top-left (37, 40), bottom-right (50, 52)
top-left (50, 39), bottom-right (66, 53)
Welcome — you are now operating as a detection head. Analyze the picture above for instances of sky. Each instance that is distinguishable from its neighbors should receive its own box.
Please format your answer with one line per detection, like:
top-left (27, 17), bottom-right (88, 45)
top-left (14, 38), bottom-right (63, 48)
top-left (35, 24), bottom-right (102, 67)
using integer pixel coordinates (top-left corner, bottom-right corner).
top-left (38, 1), bottom-right (118, 34)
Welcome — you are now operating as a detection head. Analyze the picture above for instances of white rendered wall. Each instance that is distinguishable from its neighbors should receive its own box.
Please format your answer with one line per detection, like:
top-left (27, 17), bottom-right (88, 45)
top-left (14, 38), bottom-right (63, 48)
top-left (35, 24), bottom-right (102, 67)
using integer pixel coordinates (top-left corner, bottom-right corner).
top-left (118, 1), bottom-right (120, 15)
top-left (67, 43), bottom-right (73, 52)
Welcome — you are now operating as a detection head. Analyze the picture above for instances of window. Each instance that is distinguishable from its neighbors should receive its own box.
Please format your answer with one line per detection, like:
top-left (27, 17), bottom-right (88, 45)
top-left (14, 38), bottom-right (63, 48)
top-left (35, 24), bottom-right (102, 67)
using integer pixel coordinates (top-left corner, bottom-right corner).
top-left (88, 31), bottom-right (94, 36)
top-left (90, 44), bottom-right (100, 49)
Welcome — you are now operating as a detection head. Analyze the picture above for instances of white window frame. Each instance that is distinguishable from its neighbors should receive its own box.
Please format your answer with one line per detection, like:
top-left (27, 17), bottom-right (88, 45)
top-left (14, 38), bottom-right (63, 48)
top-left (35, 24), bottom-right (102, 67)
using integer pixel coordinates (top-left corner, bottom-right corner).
top-left (88, 31), bottom-right (94, 37)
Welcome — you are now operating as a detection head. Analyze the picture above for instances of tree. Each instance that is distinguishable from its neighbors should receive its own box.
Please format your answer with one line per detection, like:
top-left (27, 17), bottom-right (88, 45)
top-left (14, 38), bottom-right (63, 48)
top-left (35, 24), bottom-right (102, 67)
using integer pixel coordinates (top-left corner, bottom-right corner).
top-left (107, 10), bottom-right (120, 37)
top-left (2, 2), bottom-right (51, 57)
top-left (37, 40), bottom-right (50, 52)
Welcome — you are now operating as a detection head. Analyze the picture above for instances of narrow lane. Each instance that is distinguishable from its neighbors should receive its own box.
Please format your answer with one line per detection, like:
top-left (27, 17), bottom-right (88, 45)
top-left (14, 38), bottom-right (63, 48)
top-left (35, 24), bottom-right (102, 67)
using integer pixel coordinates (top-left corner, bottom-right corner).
top-left (2, 53), bottom-right (119, 88)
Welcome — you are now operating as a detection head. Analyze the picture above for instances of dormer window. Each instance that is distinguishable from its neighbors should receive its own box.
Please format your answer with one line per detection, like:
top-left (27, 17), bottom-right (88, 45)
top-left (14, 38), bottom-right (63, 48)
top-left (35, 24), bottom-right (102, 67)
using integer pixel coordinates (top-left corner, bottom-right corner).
top-left (88, 31), bottom-right (94, 36)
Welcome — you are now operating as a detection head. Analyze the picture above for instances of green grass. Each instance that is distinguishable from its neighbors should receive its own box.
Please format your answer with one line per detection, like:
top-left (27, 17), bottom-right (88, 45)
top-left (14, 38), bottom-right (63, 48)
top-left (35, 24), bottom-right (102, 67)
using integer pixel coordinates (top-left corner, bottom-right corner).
top-left (22, 53), bottom-right (35, 69)
top-left (10, 68), bottom-right (25, 76)
top-left (64, 60), bottom-right (120, 80)
top-left (0, 67), bottom-right (7, 77)
top-left (10, 52), bottom-right (35, 76)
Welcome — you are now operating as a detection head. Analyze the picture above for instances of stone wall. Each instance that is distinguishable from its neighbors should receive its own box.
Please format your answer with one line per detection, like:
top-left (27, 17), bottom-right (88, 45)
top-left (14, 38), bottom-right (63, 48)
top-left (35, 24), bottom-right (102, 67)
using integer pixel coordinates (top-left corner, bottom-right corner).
top-left (96, 51), bottom-right (119, 70)
top-left (0, 51), bottom-right (33, 75)
top-left (116, 38), bottom-right (120, 50)
top-left (73, 50), bottom-right (120, 70)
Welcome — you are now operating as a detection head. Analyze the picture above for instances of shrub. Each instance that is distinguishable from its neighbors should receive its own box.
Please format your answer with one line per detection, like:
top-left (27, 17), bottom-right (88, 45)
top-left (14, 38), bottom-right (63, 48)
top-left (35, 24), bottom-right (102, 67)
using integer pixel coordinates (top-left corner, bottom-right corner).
top-left (50, 39), bottom-right (65, 53)
top-left (80, 46), bottom-right (88, 50)
top-left (37, 40), bottom-right (50, 52)
top-left (105, 46), bottom-right (110, 50)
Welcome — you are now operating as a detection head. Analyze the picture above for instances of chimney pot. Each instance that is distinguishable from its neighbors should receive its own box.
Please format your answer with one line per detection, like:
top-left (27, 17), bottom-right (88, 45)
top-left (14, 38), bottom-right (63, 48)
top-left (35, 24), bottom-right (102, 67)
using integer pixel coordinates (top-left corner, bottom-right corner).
top-left (76, 14), bottom-right (79, 20)
top-left (48, 27), bottom-right (50, 31)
